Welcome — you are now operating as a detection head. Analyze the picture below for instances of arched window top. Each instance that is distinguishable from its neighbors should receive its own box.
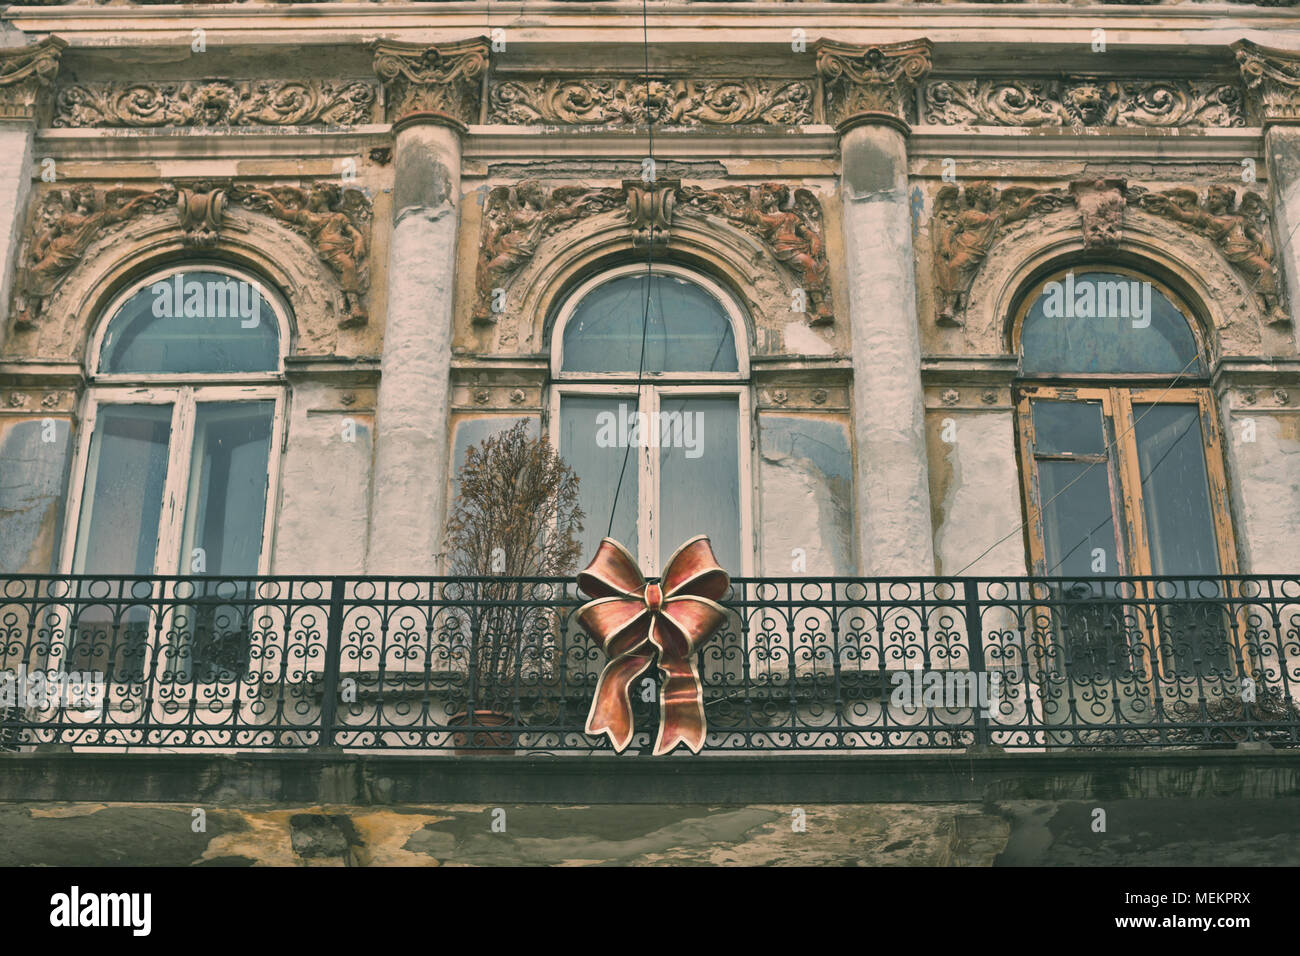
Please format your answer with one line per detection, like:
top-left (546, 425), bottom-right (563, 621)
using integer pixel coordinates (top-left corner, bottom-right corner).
top-left (555, 265), bottom-right (744, 376)
top-left (1019, 269), bottom-right (1204, 376)
top-left (95, 267), bottom-right (284, 375)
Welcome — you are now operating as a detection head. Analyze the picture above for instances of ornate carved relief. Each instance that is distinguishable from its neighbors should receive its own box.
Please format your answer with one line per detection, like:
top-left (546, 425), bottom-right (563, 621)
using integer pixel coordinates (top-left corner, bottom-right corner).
top-left (473, 180), bottom-right (832, 326)
top-left (487, 77), bottom-right (814, 126)
top-left (814, 38), bottom-right (933, 130)
top-left (371, 38), bottom-right (489, 126)
top-left (52, 79), bottom-right (378, 128)
top-left (14, 185), bottom-right (176, 330)
top-left (931, 179), bottom-right (1288, 328)
top-left (932, 183), bottom-right (1068, 326)
top-left (0, 37), bottom-right (67, 122)
top-left (12, 181), bottom-right (373, 331)
top-left (922, 77), bottom-right (1245, 129)
top-left (1130, 185), bottom-right (1287, 326)
top-left (228, 183), bottom-right (372, 327)
top-left (1234, 40), bottom-right (1300, 125)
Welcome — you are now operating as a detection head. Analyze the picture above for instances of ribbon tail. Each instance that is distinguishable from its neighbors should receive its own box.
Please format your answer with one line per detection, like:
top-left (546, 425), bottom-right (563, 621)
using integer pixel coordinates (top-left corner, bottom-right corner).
top-left (653, 651), bottom-right (707, 756)
top-left (586, 649), bottom-right (655, 753)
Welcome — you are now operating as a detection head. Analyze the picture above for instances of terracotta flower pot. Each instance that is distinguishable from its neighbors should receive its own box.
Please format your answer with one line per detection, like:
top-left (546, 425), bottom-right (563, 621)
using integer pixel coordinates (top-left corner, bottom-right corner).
top-left (447, 710), bottom-right (515, 755)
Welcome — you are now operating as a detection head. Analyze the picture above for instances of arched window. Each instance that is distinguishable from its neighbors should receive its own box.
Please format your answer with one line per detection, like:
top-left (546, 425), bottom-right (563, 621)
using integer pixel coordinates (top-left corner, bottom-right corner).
top-left (550, 264), bottom-right (750, 574)
top-left (1014, 267), bottom-right (1237, 672)
top-left (61, 266), bottom-right (288, 680)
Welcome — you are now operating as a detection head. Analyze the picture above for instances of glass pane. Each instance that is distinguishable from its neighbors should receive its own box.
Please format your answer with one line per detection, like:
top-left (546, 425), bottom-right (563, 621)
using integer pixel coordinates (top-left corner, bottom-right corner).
top-left (1021, 271), bottom-right (1202, 375)
top-left (658, 396), bottom-right (741, 573)
top-left (100, 271), bottom-right (280, 374)
top-left (175, 402), bottom-right (274, 682)
top-left (75, 404), bottom-right (172, 575)
top-left (1038, 460), bottom-right (1119, 577)
top-left (560, 395), bottom-right (639, 566)
top-left (1032, 400), bottom-right (1105, 456)
top-left (561, 274), bottom-right (739, 374)
top-left (180, 402), bottom-right (275, 576)
top-left (1133, 404), bottom-right (1220, 577)
top-left (71, 404), bottom-right (172, 682)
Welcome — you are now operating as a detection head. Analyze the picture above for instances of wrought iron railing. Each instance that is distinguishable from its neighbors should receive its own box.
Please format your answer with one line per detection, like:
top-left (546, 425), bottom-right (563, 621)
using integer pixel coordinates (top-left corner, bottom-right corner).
top-left (1, 574), bottom-right (1298, 753)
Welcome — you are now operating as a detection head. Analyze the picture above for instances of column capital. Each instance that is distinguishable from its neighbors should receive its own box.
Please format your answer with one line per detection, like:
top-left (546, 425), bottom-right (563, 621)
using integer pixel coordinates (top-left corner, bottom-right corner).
top-left (814, 38), bottom-right (932, 135)
top-left (1234, 39), bottom-right (1300, 127)
top-left (0, 36), bottom-right (68, 124)
top-left (372, 37), bottom-right (490, 130)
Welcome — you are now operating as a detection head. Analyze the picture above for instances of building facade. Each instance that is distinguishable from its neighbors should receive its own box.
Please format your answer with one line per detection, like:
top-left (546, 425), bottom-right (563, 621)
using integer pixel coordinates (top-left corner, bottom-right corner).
top-left (0, 2), bottom-right (1299, 759)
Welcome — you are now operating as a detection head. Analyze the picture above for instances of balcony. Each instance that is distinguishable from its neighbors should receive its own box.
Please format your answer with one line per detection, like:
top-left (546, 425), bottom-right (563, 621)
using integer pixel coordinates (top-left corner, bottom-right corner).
top-left (1, 573), bottom-right (1298, 754)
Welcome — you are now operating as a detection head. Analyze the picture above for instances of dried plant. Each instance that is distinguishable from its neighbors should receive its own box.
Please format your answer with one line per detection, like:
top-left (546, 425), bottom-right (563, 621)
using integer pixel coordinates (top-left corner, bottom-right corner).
top-left (443, 420), bottom-right (584, 704)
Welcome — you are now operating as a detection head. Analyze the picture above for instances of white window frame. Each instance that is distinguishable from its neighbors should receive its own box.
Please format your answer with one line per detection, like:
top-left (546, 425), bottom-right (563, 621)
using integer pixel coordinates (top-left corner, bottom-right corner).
top-left (60, 264), bottom-right (291, 578)
top-left (549, 264), bottom-right (754, 575)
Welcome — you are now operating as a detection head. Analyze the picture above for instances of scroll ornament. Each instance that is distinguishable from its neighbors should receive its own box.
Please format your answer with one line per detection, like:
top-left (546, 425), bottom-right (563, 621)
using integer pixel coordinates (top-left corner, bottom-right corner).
top-left (575, 536), bottom-right (730, 756)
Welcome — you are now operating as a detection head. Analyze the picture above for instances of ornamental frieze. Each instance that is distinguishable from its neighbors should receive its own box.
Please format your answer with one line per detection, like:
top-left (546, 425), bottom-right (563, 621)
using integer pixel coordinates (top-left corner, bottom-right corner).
top-left (371, 38), bottom-right (489, 127)
top-left (931, 179), bottom-right (1286, 328)
top-left (922, 77), bottom-right (1245, 129)
top-left (474, 180), bottom-right (831, 326)
top-left (12, 181), bottom-right (373, 331)
top-left (52, 79), bottom-right (379, 128)
top-left (487, 77), bottom-right (814, 127)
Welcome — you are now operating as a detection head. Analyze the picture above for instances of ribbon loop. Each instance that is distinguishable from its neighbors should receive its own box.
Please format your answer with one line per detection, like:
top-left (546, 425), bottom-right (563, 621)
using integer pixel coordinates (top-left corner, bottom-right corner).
top-left (574, 536), bottom-right (730, 756)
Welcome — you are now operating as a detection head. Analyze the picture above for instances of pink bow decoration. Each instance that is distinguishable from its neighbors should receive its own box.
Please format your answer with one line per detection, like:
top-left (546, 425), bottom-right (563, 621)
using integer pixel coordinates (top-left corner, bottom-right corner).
top-left (575, 535), bottom-right (730, 756)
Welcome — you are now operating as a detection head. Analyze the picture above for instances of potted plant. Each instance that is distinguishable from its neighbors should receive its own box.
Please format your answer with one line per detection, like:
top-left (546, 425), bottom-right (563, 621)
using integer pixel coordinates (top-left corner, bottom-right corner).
top-left (442, 420), bottom-right (583, 752)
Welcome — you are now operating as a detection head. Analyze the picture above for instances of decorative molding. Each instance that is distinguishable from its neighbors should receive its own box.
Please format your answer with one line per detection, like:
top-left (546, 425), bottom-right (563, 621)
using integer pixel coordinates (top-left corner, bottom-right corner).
top-left (0, 37), bottom-right (67, 123)
top-left (14, 184), bottom-right (176, 330)
top-left (487, 76), bottom-right (814, 126)
top-left (1130, 184), bottom-right (1287, 326)
top-left (52, 79), bottom-right (378, 128)
top-left (371, 37), bottom-right (489, 127)
top-left (1234, 39), bottom-right (1300, 126)
top-left (12, 180), bottom-right (373, 331)
top-left (814, 38), bottom-right (933, 132)
top-left (931, 178), bottom-right (1288, 328)
top-left (922, 77), bottom-right (1245, 129)
top-left (228, 183), bottom-right (372, 327)
top-left (472, 179), bottom-right (832, 326)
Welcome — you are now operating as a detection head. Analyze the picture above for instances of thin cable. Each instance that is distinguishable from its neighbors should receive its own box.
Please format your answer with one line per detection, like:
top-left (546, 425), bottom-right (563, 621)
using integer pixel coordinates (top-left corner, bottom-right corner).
top-left (605, 0), bottom-right (657, 542)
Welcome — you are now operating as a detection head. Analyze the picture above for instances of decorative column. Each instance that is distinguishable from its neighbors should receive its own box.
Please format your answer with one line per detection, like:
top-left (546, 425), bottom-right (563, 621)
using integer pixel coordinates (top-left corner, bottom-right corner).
top-left (816, 39), bottom-right (937, 576)
top-left (368, 38), bottom-right (488, 573)
top-left (1236, 40), bottom-right (1300, 334)
top-left (0, 37), bottom-right (65, 348)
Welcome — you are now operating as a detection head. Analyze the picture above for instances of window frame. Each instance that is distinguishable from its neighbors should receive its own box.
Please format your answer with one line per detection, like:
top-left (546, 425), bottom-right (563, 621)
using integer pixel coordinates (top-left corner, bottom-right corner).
top-left (548, 264), bottom-right (755, 575)
top-left (61, 264), bottom-right (291, 578)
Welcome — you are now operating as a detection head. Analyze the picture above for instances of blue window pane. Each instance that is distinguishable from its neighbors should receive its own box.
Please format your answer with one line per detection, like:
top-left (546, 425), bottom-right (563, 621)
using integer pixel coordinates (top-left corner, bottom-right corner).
top-left (1021, 272), bottom-right (1202, 375)
top-left (561, 274), bottom-right (739, 374)
top-left (100, 271), bottom-right (280, 374)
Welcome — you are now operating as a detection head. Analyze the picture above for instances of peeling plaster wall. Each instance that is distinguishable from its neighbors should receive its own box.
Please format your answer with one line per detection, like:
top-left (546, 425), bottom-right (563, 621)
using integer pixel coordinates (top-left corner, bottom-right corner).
top-left (272, 385), bottom-right (373, 575)
top-left (758, 414), bottom-right (853, 576)
top-left (0, 416), bottom-right (72, 573)
top-left (1221, 411), bottom-right (1300, 573)
top-left (926, 410), bottom-right (1027, 578)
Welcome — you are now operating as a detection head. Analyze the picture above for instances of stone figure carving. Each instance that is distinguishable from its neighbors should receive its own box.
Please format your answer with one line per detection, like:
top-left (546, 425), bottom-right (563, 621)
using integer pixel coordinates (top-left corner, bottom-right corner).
top-left (680, 183), bottom-right (833, 325)
top-left (931, 182), bottom-right (1067, 325)
top-left (1135, 185), bottom-right (1288, 326)
top-left (473, 181), bottom-right (624, 321)
top-left (231, 183), bottom-right (372, 326)
top-left (1071, 179), bottom-right (1127, 250)
top-left (14, 185), bottom-right (176, 330)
